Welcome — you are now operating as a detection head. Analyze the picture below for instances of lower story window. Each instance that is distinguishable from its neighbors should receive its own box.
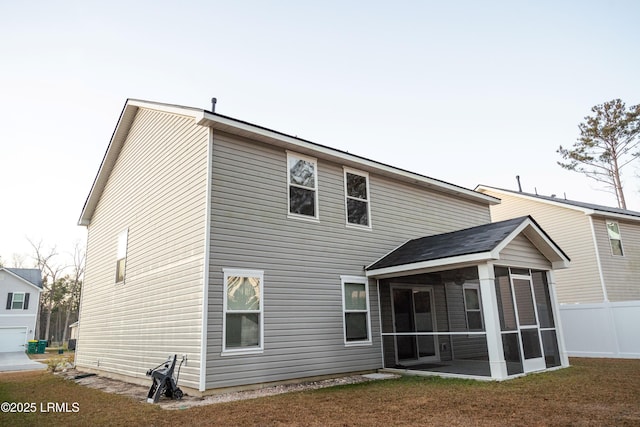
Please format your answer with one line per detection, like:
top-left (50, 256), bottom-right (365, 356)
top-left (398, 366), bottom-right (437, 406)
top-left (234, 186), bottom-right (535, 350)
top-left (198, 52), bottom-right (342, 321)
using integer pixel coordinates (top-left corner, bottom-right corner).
top-left (341, 276), bottom-right (371, 345)
top-left (223, 269), bottom-right (264, 354)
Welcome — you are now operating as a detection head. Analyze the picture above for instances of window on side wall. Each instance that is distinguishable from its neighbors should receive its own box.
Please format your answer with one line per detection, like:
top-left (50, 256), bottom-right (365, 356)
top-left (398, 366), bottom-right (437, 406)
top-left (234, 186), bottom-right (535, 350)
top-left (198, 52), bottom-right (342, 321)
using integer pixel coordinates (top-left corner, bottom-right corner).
top-left (463, 284), bottom-right (484, 331)
top-left (606, 221), bottom-right (624, 256)
top-left (116, 229), bottom-right (128, 283)
top-left (341, 276), bottom-right (371, 345)
top-left (287, 152), bottom-right (318, 220)
top-left (344, 168), bottom-right (371, 228)
top-left (223, 269), bottom-right (264, 354)
top-left (6, 292), bottom-right (29, 310)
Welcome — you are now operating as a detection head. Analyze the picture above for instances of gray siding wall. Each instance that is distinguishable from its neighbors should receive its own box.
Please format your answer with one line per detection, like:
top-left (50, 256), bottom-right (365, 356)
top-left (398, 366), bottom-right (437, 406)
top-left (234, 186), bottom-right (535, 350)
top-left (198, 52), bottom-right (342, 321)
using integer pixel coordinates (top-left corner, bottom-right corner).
top-left (592, 217), bottom-right (640, 302)
top-left (77, 109), bottom-right (209, 389)
top-left (482, 190), bottom-right (603, 303)
top-left (0, 271), bottom-right (39, 331)
top-left (500, 234), bottom-right (552, 270)
top-left (205, 132), bottom-right (491, 389)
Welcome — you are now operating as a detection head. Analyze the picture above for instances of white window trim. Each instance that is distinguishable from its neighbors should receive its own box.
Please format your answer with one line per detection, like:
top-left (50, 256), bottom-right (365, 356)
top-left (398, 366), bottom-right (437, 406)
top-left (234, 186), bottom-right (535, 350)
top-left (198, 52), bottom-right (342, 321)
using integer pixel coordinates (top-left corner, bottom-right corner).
top-left (463, 283), bottom-right (484, 331)
top-left (286, 151), bottom-right (319, 222)
top-left (343, 167), bottom-right (372, 230)
top-left (340, 275), bottom-right (372, 346)
top-left (116, 228), bottom-right (128, 284)
top-left (10, 292), bottom-right (26, 310)
top-left (605, 220), bottom-right (624, 257)
top-left (221, 268), bottom-right (265, 356)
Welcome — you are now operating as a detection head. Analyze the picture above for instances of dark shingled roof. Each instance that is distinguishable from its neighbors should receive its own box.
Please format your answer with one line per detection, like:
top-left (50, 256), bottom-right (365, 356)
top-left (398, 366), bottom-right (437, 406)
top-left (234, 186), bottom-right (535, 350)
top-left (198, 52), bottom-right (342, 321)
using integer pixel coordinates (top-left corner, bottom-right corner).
top-left (4, 268), bottom-right (43, 288)
top-left (367, 217), bottom-right (530, 271)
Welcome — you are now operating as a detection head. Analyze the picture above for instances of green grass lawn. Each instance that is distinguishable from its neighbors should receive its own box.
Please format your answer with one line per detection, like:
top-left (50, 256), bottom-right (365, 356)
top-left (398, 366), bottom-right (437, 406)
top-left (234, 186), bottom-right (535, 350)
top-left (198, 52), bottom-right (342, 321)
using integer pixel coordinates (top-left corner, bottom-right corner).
top-left (1, 358), bottom-right (639, 426)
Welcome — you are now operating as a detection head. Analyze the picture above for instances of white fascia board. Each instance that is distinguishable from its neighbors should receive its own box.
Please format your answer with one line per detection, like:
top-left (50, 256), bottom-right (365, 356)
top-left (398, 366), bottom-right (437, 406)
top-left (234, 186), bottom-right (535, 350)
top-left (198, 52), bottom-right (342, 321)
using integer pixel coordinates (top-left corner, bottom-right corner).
top-left (78, 100), bottom-right (204, 226)
top-left (198, 112), bottom-right (499, 206)
top-left (477, 185), bottom-right (640, 222)
top-left (365, 252), bottom-right (496, 279)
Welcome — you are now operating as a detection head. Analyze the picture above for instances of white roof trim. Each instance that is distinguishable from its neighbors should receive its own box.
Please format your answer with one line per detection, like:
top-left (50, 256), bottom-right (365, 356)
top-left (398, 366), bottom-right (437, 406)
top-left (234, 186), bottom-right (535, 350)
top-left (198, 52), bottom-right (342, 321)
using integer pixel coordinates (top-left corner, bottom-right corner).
top-left (476, 185), bottom-right (640, 222)
top-left (79, 100), bottom-right (498, 225)
top-left (366, 252), bottom-right (496, 279)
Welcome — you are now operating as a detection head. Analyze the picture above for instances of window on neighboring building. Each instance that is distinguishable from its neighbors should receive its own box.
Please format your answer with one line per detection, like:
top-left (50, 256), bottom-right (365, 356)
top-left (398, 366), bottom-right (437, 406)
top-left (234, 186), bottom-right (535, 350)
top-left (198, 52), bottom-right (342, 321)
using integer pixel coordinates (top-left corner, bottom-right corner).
top-left (606, 221), bottom-right (624, 256)
top-left (116, 229), bottom-right (128, 283)
top-left (287, 152), bottom-right (318, 219)
top-left (341, 276), bottom-right (371, 345)
top-left (344, 169), bottom-right (371, 228)
top-left (5, 292), bottom-right (29, 310)
top-left (463, 284), bottom-right (484, 330)
top-left (223, 269), bottom-right (264, 353)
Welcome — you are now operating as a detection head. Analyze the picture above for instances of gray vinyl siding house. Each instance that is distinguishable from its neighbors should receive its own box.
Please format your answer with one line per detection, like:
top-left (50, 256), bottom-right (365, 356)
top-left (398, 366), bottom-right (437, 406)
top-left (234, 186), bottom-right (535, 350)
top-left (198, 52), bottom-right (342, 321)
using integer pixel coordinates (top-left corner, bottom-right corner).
top-left (0, 268), bottom-right (42, 352)
top-left (77, 99), bottom-right (571, 394)
top-left (476, 185), bottom-right (640, 358)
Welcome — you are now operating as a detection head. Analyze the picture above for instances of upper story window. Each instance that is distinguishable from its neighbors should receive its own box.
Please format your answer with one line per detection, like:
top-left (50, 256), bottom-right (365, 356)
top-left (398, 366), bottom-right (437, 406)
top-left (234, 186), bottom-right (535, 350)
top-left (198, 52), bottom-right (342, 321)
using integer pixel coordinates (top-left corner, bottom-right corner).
top-left (223, 269), bottom-right (264, 354)
top-left (344, 169), bottom-right (371, 228)
top-left (606, 221), bottom-right (624, 256)
top-left (287, 152), bottom-right (318, 220)
top-left (116, 229), bottom-right (128, 283)
top-left (6, 292), bottom-right (29, 310)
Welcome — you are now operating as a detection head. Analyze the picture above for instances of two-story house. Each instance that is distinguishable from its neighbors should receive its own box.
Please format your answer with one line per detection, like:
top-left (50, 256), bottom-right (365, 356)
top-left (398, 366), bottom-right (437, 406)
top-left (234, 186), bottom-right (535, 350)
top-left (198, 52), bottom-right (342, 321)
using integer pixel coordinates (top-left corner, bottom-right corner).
top-left (76, 99), bottom-right (570, 394)
top-left (0, 268), bottom-right (43, 352)
top-left (476, 185), bottom-right (640, 358)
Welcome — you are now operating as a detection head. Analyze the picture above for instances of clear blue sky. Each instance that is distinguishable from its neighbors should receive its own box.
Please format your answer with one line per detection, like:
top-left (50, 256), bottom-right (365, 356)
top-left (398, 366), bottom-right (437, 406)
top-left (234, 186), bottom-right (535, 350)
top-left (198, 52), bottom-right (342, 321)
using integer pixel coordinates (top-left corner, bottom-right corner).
top-left (1, 0), bottom-right (639, 265)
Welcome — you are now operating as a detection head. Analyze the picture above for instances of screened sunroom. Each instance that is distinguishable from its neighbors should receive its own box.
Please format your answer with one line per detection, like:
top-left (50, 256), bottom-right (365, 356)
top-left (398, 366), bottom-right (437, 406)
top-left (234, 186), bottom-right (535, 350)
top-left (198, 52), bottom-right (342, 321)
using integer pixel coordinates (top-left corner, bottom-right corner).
top-left (366, 216), bottom-right (571, 380)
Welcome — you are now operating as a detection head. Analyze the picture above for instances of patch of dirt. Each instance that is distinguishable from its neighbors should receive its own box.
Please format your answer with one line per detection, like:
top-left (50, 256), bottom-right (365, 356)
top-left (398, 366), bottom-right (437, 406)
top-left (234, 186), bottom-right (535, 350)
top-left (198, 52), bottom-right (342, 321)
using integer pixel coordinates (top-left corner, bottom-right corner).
top-left (56, 369), bottom-right (399, 410)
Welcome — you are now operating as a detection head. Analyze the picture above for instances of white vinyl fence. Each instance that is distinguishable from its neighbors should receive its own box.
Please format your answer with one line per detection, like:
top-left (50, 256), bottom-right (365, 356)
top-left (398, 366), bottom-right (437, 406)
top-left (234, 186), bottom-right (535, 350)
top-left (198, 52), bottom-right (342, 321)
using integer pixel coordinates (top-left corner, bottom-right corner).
top-left (559, 301), bottom-right (640, 359)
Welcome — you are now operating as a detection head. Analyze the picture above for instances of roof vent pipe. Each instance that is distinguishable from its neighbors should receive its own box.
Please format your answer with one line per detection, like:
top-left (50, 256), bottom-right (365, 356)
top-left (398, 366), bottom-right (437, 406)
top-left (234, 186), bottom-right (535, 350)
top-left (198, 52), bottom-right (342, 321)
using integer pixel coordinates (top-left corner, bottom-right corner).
top-left (516, 175), bottom-right (522, 192)
top-left (211, 97), bottom-right (217, 113)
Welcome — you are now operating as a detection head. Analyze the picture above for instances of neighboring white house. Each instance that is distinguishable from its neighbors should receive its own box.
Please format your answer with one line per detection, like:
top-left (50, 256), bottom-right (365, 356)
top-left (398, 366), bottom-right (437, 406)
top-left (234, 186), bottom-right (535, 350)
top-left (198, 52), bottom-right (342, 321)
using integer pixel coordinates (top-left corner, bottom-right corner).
top-left (76, 99), bottom-right (571, 394)
top-left (476, 185), bottom-right (640, 359)
top-left (0, 268), bottom-right (43, 352)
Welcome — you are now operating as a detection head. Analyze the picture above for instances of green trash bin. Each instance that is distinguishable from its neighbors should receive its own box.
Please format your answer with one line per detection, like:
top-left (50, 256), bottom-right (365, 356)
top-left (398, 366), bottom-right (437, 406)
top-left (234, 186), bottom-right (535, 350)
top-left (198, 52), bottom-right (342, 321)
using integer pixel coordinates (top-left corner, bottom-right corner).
top-left (37, 340), bottom-right (47, 354)
top-left (27, 340), bottom-right (38, 354)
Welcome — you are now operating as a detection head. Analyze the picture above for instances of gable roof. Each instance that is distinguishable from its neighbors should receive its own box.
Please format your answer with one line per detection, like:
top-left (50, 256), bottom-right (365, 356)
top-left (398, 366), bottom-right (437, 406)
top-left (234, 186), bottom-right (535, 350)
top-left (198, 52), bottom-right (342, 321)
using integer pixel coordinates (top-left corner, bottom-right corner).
top-left (1, 268), bottom-right (43, 290)
top-left (79, 99), bottom-right (499, 226)
top-left (476, 185), bottom-right (640, 222)
top-left (365, 216), bottom-right (569, 278)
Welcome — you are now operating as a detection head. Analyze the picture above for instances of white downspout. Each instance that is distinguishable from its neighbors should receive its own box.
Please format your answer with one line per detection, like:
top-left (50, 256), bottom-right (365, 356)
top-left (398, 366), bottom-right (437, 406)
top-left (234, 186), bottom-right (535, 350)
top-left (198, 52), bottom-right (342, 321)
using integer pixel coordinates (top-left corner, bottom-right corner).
top-left (588, 216), bottom-right (608, 302)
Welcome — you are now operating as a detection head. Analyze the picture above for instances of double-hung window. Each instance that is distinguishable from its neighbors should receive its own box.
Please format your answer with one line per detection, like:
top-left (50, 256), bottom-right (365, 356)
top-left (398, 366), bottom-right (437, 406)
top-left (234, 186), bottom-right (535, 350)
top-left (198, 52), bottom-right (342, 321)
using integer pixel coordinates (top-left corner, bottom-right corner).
top-left (223, 269), bottom-right (264, 354)
top-left (116, 229), bottom-right (128, 283)
top-left (6, 292), bottom-right (29, 310)
top-left (287, 152), bottom-right (318, 219)
top-left (341, 276), bottom-right (371, 345)
top-left (463, 283), bottom-right (483, 330)
top-left (606, 221), bottom-right (624, 256)
top-left (344, 168), bottom-right (371, 228)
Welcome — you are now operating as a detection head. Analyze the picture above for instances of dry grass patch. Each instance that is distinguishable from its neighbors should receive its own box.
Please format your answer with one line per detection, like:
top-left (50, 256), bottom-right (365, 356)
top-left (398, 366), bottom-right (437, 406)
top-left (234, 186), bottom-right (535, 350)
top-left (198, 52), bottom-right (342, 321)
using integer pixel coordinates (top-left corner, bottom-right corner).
top-left (1, 358), bottom-right (639, 426)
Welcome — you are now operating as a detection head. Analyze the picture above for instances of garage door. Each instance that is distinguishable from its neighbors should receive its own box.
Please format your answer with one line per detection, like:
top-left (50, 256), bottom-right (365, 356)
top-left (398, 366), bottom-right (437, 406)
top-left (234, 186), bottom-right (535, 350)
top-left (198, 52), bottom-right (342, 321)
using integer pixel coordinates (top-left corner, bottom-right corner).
top-left (0, 327), bottom-right (27, 352)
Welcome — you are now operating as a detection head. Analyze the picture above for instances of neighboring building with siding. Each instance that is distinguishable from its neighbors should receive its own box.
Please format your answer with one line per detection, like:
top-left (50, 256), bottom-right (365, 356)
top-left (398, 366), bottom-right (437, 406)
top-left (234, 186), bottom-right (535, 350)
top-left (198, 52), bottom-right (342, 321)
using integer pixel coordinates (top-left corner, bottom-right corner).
top-left (476, 185), bottom-right (640, 358)
top-left (0, 268), bottom-right (42, 353)
top-left (76, 99), bottom-right (571, 394)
